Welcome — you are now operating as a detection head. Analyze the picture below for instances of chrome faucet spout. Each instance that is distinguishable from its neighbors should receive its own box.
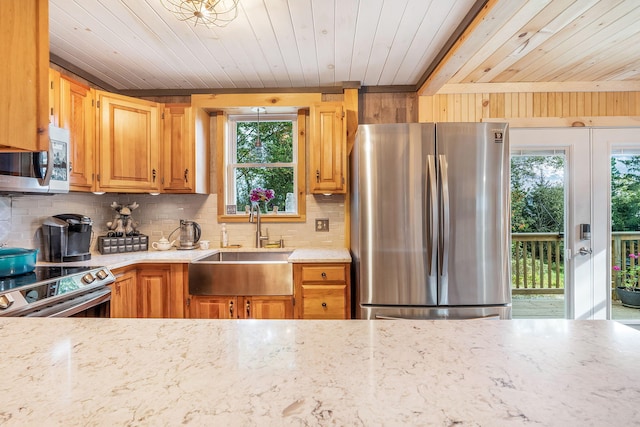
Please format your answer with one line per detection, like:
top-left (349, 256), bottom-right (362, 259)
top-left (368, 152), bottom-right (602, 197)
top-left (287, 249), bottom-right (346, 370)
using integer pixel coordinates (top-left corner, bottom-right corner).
top-left (249, 203), bottom-right (268, 248)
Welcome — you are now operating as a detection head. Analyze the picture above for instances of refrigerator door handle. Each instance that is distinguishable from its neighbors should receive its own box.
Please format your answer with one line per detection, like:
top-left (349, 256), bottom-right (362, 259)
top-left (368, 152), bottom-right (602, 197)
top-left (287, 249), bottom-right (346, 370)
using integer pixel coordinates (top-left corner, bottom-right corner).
top-left (427, 155), bottom-right (438, 276)
top-left (439, 154), bottom-right (450, 305)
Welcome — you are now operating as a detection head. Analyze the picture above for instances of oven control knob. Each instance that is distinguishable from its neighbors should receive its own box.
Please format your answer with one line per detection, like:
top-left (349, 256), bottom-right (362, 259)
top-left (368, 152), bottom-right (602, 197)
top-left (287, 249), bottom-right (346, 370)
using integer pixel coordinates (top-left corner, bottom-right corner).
top-left (82, 273), bottom-right (96, 284)
top-left (0, 293), bottom-right (14, 310)
top-left (96, 269), bottom-right (109, 280)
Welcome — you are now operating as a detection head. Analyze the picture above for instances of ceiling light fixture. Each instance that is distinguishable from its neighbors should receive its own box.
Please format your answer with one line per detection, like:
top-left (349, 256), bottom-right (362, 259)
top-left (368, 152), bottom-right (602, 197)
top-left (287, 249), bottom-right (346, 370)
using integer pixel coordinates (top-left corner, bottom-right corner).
top-left (160, 0), bottom-right (239, 28)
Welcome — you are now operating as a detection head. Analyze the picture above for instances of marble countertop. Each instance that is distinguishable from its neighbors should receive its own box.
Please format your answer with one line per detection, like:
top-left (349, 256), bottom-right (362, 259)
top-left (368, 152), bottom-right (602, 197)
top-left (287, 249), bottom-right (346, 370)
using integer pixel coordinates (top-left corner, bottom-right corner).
top-left (38, 247), bottom-right (351, 269)
top-left (0, 318), bottom-right (638, 426)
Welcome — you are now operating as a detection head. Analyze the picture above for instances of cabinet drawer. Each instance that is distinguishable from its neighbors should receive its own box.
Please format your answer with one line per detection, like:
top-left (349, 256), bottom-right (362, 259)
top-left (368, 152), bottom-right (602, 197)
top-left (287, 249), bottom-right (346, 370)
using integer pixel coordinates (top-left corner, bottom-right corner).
top-left (300, 265), bottom-right (346, 282)
top-left (301, 284), bottom-right (347, 319)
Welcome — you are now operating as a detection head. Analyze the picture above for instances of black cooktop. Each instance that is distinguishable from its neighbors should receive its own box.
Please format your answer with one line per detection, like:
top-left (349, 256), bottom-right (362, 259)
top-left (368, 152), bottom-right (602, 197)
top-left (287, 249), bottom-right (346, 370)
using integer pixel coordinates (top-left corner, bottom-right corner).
top-left (0, 266), bottom-right (98, 291)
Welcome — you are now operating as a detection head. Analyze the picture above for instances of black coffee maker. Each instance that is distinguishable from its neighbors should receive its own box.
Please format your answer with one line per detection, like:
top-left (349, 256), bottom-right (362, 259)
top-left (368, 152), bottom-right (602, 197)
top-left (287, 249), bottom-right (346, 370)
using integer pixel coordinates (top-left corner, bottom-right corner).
top-left (42, 214), bottom-right (93, 262)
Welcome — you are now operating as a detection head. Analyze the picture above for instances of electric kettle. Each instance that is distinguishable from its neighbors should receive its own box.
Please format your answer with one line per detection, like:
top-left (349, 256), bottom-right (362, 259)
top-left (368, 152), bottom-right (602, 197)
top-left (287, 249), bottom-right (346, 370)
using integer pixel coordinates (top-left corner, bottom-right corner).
top-left (176, 219), bottom-right (201, 250)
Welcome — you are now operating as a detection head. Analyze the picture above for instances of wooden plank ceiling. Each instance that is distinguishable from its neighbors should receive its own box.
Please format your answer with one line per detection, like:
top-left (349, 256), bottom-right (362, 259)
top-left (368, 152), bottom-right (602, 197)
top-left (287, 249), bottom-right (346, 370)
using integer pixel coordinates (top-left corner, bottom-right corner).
top-left (48, 0), bottom-right (476, 92)
top-left (422, 0), bottom-right (640, 95)
top-left (48, 0), bottom-right (640, 95)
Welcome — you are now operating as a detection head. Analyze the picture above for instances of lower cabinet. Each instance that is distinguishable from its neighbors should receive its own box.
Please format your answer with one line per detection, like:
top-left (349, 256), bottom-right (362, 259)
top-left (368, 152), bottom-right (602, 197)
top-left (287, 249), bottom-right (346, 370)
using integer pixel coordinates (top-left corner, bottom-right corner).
top-left (294, 263), bottom-right (351, 319)
top-left (109, 267), bottom-right (138, 318)
top-left (189, 295), bottom-right (294, 319)
top-left (109, 263), bottom-right (188, 318)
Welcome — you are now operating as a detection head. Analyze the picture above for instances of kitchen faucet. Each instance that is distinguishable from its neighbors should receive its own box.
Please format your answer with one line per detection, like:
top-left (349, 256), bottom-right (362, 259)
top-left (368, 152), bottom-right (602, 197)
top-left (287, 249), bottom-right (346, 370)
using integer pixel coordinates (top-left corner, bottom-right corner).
top-left (249, 203), bottom-right (269, 248)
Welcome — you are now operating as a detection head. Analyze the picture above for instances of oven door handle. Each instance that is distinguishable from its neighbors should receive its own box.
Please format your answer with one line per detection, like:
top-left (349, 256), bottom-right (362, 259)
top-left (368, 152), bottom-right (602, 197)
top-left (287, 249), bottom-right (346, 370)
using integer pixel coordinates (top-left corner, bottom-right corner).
top-left (27, 288), bottom-right (111, 318)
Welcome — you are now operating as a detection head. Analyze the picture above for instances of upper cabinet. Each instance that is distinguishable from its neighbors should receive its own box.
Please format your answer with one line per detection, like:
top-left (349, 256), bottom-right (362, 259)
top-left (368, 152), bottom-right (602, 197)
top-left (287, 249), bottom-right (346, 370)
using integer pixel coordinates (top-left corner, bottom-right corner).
top-left (0, 0), bottom-right (49, 152)
top-left (162, 104), bottom-right (208, 194)
top-left (95, 91), bottom-right (161, 193)
top-left (309, 102), bottom-right (346, 194)
top-left (162, 104), bottom-right (193, 192)
top-left (60, 76), bottom-right (95, 191)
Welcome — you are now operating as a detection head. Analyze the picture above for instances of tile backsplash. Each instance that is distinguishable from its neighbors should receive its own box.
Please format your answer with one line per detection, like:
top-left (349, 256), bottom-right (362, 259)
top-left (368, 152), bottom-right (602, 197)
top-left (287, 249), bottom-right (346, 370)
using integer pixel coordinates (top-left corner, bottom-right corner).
top-left (2, 193), bottom-right (346, 258)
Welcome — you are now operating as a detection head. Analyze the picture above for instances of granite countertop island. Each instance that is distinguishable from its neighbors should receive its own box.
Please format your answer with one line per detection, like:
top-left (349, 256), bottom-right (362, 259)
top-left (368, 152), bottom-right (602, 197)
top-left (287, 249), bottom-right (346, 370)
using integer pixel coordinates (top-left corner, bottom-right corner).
top-left (1, 318), bottom-right (639, 426)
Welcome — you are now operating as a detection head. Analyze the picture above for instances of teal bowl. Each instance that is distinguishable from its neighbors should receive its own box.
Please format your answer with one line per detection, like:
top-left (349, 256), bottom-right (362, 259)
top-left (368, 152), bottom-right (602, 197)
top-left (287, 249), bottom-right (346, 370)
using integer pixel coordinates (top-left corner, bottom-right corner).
top-left (0, 248), bottom-right (38, 277)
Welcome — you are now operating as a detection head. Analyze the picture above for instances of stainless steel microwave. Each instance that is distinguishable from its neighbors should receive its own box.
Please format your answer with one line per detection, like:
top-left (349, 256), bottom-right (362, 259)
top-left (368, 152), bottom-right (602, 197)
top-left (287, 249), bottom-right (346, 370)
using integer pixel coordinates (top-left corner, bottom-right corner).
top-left (0, 125), bottom-right (70, 193)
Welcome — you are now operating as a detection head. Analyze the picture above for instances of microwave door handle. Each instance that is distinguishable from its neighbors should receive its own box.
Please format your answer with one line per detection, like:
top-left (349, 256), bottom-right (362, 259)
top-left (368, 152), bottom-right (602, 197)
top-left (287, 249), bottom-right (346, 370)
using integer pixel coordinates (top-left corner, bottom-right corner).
top-left (32, 146), bottom-right (54, 186)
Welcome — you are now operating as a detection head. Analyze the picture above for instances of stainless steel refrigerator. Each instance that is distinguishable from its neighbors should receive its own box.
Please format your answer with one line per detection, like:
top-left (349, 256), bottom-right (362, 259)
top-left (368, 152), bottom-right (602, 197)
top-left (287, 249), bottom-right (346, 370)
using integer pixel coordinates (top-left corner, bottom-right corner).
top-left (350, 122), bottom-right (511, 320)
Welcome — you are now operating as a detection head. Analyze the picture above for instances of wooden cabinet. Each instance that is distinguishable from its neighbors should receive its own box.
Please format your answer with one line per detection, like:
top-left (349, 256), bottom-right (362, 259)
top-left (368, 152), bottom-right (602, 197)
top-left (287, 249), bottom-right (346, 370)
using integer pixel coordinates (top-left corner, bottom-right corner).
top-left (109, 264), bottom-right (187, 318)
top-left (60, 76), bottom-right (96, 191)
top-left (189, 295), bottom-right (294, 319)
top-left (294, 263), bottom-right (351, 319)
top-left (162, 104), bottom-right (194, 193)
top-left (190, 296), bottom-right (237, 319)
top-left (49, 69), bottom-right (61, 127)
top-left (0, 0), bottom-right (49, 151)
top-left (309, 102), bottom-right (345, 194)
top-left (95, 91), bottom-right (161, 192)
top-left (138, 264), bottom-right (188, 318)
top-left (109, 267), bottom-right (138, 318)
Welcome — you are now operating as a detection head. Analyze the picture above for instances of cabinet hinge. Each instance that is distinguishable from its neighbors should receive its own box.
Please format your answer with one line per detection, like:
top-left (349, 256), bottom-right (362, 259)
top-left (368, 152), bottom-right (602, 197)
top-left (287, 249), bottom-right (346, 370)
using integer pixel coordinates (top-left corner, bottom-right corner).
top-left (97, 174), bottom-right (100, 182)
top-left (341, 111), bottom-right (345, 119)
top-left (161, 112), bottom-right (165, 119)
top-left (50, 81), bottom-right (54, 90)
top-left (186, 297), bottom-right (191, 307)
top-left (96, 100), bottom-right (100, 108)
top-left (292, 297), bottom-right (295, 306)
top-left (92, 99), bottom-right (95, 107)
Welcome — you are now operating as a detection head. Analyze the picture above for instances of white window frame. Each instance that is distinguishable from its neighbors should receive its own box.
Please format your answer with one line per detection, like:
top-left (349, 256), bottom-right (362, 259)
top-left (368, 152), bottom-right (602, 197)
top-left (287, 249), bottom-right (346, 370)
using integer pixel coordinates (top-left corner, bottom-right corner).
top-left (225, 113), bottom-right (298, 215)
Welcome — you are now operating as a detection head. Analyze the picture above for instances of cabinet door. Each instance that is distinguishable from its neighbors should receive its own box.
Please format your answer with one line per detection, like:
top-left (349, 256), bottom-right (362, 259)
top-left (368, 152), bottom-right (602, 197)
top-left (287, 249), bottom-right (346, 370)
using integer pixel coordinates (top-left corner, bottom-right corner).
top-left (242, 296), bottom-right (294, 319)
top-left (60, 76), bottom-right (95, 191)
top-left (0, 0), bottom-right (49, 151)
top-left (309, 102), bottom-right (345, 194)
top-left (110, 268), bottom-right (138, 318)
top-left (190, 296), bottom-right (238, 319)
top-left (96, 91), bottom-right (161, 192)
top-left (299, 285), bottom-right (348, 319)
top-left (49, 69), bottom-right (60, 127)
top-left (137, 265), bottom-right (171, 318)
top-left (162, 104), bottom-right (194, 193)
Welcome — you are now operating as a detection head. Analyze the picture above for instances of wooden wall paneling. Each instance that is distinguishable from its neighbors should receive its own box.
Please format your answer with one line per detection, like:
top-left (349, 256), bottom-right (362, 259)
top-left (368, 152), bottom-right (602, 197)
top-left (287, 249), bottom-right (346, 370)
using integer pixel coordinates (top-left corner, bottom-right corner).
top-left (419, 91), bottom-right (640, 123)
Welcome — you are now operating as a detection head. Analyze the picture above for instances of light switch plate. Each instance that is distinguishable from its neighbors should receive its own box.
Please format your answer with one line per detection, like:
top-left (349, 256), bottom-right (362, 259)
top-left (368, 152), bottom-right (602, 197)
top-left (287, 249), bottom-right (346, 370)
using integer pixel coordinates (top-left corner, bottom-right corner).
top-left (315, 218), bottom-right (329, 232)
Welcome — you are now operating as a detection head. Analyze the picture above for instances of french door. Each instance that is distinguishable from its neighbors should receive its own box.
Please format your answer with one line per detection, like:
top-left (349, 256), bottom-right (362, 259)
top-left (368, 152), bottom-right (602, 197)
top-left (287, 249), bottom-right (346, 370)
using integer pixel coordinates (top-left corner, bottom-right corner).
top-left (510, 128), bottom-right (592, 319)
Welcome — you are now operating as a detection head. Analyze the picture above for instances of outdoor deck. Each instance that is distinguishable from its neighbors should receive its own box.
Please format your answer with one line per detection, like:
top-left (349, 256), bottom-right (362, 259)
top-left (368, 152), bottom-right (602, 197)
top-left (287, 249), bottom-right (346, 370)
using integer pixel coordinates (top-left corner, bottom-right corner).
top-left (512, 295), bottom-right (640, 320)
top-left (511, 232), bottom-right (640, 321)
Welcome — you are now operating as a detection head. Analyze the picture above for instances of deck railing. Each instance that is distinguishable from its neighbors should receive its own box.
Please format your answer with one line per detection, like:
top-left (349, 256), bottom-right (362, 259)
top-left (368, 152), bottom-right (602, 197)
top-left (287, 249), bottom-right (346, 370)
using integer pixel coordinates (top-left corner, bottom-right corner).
top-left (511, 233), bottom-right (564, 294)
top-left (511, 231), bottom-right (640, 295)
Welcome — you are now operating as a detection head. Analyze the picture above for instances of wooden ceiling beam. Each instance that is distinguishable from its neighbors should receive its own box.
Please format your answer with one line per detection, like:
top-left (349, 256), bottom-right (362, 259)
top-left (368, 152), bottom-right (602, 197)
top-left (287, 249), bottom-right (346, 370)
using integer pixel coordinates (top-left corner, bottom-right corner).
top-left (417, 0), bottom-right (521, 96)
top-left (436, 81), bottom-right (640, 94)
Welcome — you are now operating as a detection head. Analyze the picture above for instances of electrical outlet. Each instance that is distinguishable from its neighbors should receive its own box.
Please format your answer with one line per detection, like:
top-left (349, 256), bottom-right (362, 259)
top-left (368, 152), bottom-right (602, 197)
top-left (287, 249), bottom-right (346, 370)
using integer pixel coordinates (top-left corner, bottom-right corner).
top-left (315, 218), bottom-right (329, 232)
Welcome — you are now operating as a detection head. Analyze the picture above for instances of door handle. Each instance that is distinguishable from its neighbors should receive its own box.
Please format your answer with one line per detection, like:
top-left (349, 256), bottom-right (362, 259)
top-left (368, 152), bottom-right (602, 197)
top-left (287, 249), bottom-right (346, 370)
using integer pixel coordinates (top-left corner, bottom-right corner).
top-left (578, 247), bottom-right (592, 256)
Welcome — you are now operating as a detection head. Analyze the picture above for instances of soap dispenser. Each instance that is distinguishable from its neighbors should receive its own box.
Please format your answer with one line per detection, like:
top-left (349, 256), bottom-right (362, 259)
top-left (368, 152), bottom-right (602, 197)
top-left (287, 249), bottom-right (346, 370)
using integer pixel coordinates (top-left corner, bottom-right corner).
top-left (220, 223), bottom-right (229, 248)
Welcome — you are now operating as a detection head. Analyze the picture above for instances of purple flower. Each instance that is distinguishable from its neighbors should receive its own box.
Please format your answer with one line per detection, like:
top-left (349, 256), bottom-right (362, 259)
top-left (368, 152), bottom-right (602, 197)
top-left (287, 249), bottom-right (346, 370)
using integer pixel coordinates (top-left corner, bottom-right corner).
top-left (630, 254), bottom-right (638, 259)
top-left (250, 187), bottom-right (275, 202)
top-left (613, 265), bottom-right (621, 271)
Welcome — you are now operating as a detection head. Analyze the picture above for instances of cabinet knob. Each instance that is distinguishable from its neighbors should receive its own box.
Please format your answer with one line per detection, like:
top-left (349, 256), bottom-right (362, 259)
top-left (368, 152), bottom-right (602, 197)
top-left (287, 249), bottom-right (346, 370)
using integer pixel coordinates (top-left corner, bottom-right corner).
top-left (321, 272), bottom-right (327, 278)
top-left (152, 168), bottom-right (157, 182)
top-left (229, 300), bottom-right (234, 318)
top-left (246, 300), bottom-right (251, 318)
top-left (316, 170), bottom-right (320, 183)
top-left (184, 168), bottom-right (189, 183)
top-left (322, 302), bottom-right (327, 308)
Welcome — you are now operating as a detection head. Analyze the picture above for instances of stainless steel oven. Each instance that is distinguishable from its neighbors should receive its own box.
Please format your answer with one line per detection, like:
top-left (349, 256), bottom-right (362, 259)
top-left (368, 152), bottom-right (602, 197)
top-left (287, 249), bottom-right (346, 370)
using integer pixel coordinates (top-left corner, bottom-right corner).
top-left (0, 266), bottom-right (115, 317)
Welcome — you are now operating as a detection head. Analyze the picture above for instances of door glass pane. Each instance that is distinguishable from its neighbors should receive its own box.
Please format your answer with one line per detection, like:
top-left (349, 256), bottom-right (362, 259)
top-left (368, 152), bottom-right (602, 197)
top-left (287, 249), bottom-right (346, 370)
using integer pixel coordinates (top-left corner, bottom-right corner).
top-left (611, 152), bottom-right (640, 321)
top-left (511, 152), bottom-right (566, 318)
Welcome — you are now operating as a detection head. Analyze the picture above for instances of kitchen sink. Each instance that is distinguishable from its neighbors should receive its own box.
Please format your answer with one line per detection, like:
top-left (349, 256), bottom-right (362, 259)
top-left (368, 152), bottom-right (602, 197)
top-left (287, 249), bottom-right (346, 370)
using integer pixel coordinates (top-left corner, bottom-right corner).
top-left (189, 251), bottom-right (293, 296)
top-left (195, 251), bottom-right (292, 263)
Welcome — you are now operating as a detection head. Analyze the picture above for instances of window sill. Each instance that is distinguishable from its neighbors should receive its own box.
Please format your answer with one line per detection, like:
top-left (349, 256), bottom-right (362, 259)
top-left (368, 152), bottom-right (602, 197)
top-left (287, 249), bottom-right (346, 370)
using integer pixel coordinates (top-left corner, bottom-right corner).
top-left (218, 213), bottom-right (306, 223)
